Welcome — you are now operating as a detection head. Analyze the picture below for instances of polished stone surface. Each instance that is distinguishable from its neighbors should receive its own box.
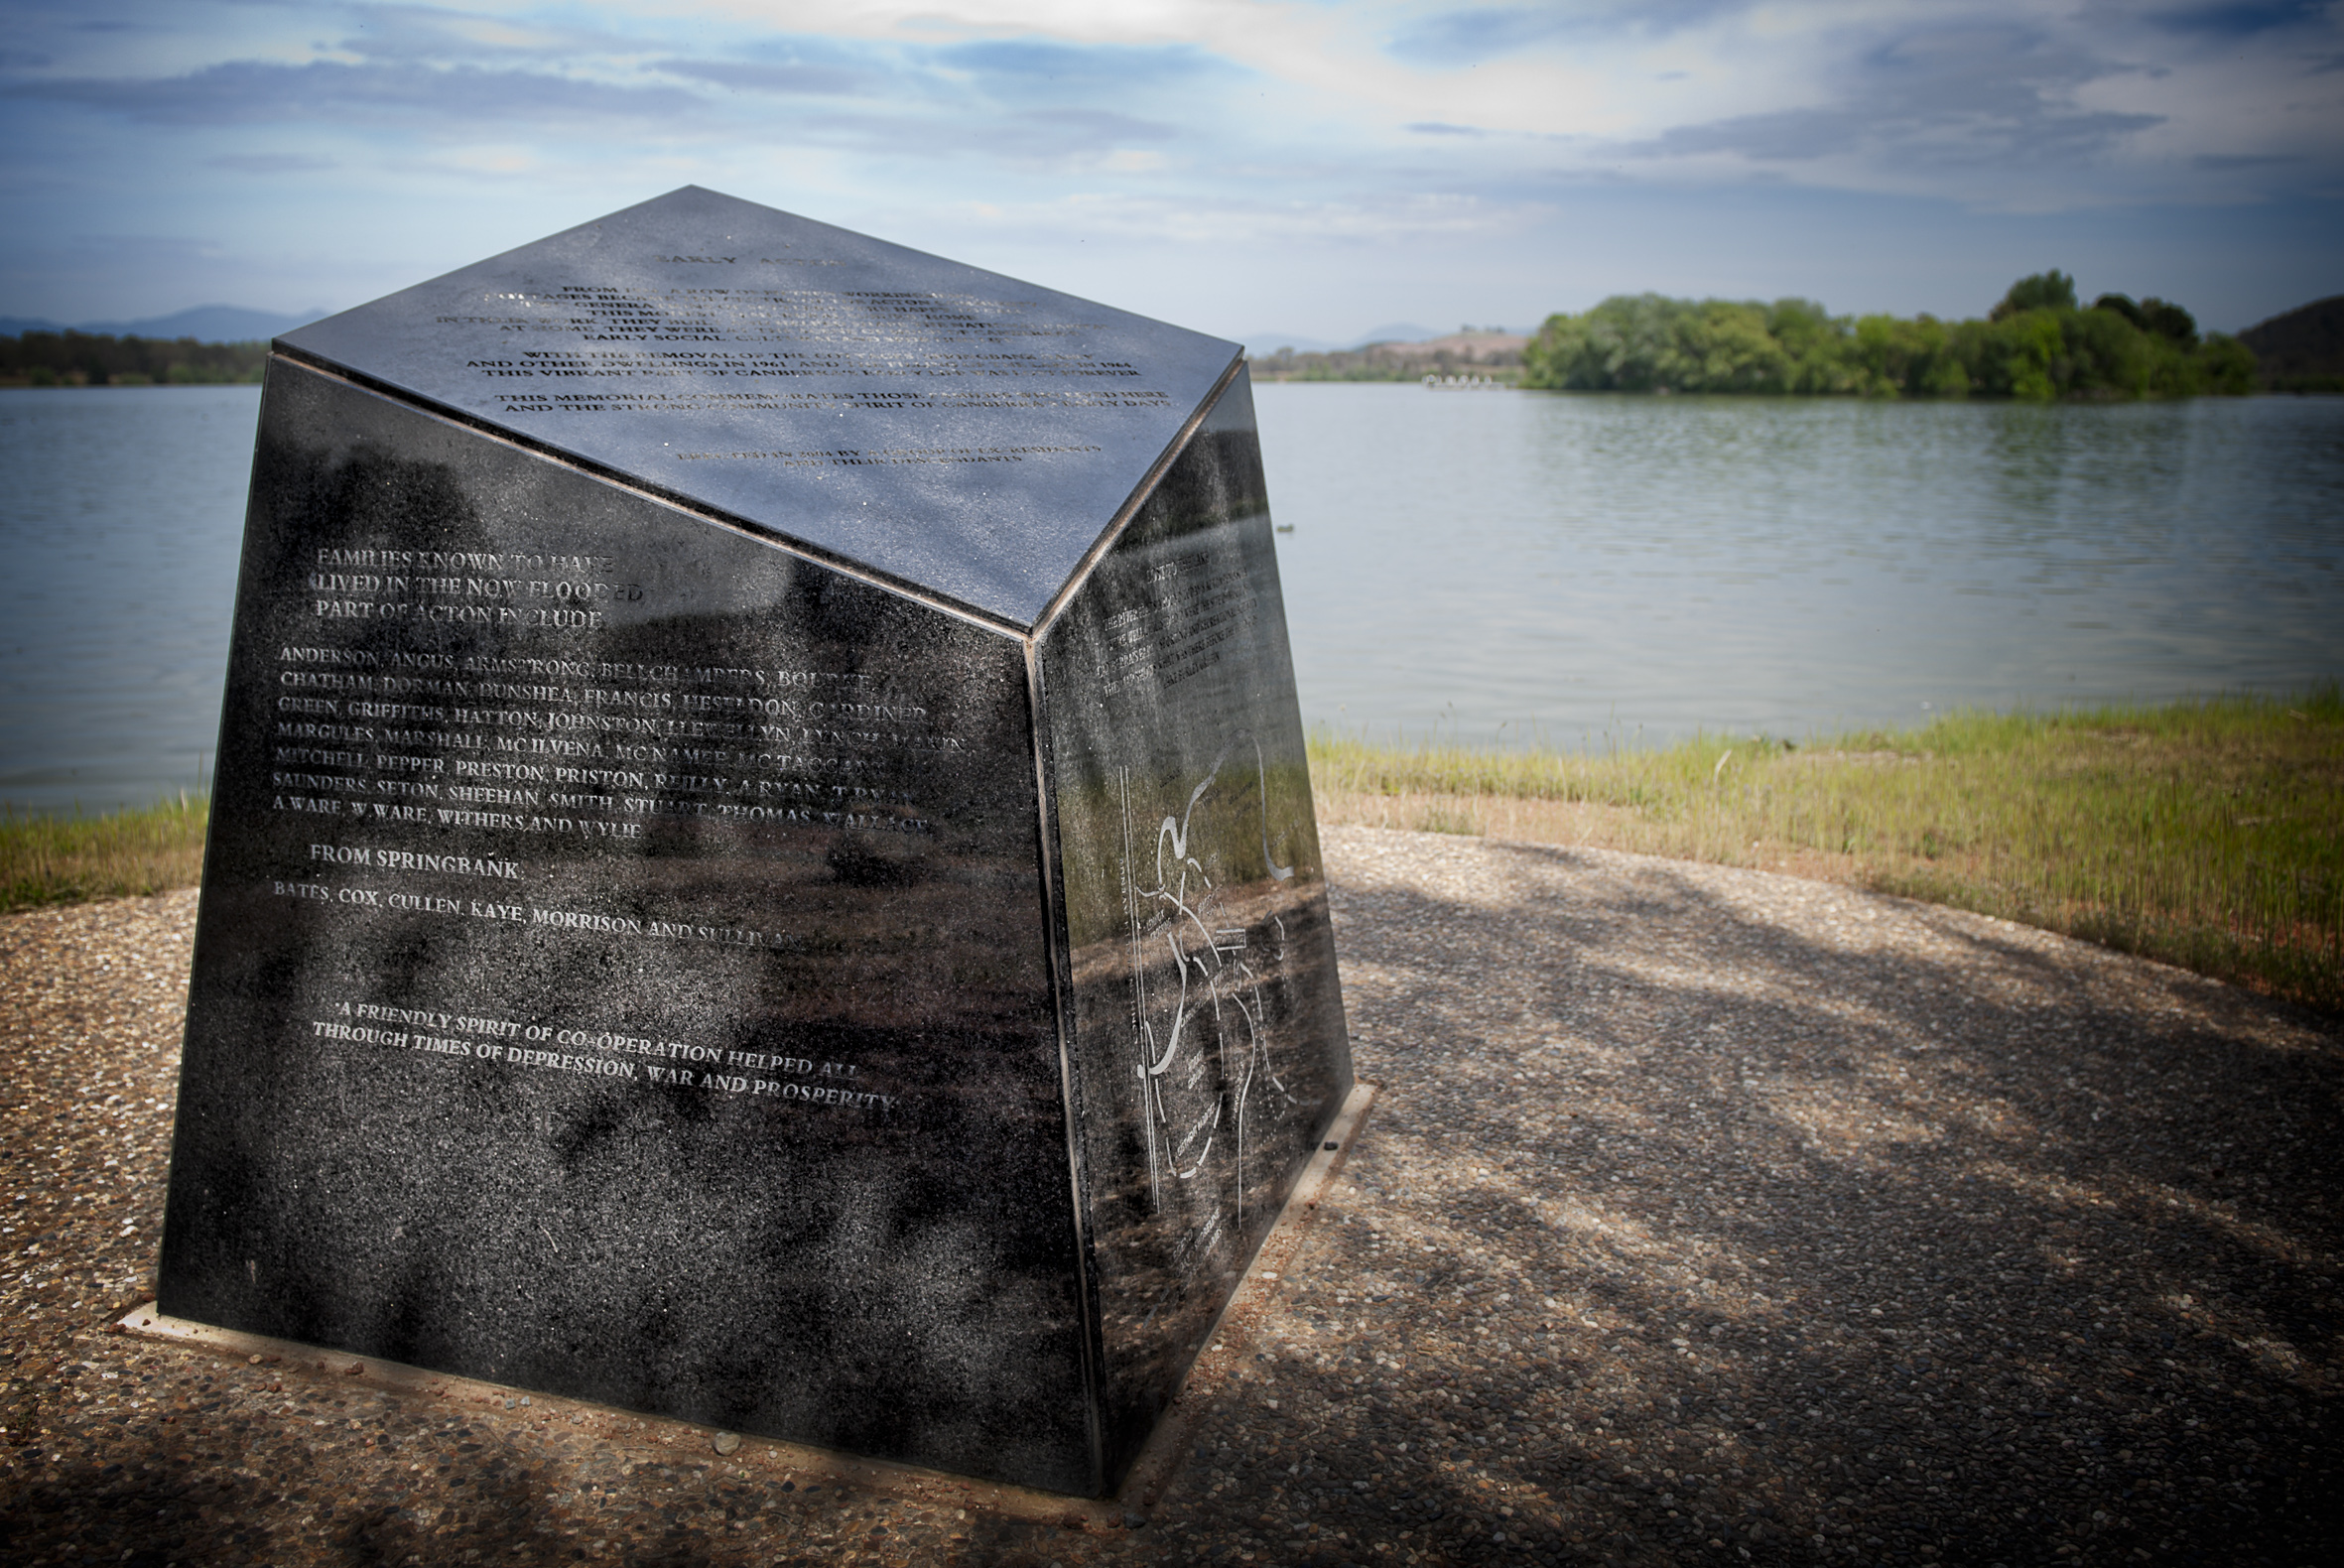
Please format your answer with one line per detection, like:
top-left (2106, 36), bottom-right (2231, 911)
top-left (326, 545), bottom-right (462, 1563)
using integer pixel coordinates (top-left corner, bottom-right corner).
top-left (164, 361), bottom-right (1093, 1490)
top-left (280, 187), bottom-right (1237, 628)
top-left (164, 193), bottom-right (1348, 1497)
top-left (1039, 371), bottom-right (1350, 1481)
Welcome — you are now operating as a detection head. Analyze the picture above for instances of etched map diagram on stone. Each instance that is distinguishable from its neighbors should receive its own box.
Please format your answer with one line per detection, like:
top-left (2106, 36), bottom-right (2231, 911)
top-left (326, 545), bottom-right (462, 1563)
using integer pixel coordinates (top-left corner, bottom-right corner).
top-left (1118, 734), bottom-right (1304, 1254)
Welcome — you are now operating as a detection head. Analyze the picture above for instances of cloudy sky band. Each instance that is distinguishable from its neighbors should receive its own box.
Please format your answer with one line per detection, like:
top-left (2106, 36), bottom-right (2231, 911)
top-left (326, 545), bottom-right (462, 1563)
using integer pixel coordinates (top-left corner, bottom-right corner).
top-left (1, 0), bottom-right (2337, 338)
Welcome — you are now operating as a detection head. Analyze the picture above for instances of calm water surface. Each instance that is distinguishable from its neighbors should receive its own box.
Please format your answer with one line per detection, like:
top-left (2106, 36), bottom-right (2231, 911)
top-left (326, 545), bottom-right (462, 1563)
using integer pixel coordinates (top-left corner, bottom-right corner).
top-left (4, 384), bottom-right (2340, 813)
top-left (1259, 384), bottom-right (2344, 750)
top-left (3, 387), bottom-right (253, 815)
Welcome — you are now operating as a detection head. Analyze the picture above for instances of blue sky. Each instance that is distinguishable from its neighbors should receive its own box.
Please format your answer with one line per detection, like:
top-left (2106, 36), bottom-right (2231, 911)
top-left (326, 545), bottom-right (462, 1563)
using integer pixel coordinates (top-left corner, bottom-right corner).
top-left (2, 0), bottom-right (2338, 340)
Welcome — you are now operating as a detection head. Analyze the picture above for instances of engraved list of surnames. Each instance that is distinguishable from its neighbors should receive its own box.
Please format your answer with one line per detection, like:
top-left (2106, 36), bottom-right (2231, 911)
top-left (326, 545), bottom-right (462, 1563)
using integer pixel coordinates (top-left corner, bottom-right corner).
top-left (203, 355), bottom-right (1045, 1134)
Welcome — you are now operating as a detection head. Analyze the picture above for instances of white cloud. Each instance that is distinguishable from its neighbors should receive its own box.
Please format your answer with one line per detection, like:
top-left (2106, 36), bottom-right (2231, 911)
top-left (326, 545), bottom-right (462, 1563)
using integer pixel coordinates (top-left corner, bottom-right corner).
top-left (0, 0), bottom-right (2335, 331)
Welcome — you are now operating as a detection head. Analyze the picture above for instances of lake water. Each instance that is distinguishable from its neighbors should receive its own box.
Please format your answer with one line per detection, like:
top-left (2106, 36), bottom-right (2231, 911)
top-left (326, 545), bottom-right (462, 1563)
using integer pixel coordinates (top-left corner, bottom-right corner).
top-left (4, 383), bottom-right (2340, 814)
top-left (3, 387), bottom-right (254, 816)
top-left (1258, 383), bottom-right (2344, 751)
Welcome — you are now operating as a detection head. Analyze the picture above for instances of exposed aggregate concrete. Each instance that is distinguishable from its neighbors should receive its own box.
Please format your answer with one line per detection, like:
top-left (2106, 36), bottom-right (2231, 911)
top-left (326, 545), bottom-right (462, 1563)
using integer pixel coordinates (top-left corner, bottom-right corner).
top-left (2, 828), bottom-right (2338, 1566)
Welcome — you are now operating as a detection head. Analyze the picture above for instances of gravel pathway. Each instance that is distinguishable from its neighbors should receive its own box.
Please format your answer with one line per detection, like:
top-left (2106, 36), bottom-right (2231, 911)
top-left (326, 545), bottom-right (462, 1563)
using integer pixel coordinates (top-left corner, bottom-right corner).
top-left (3, 827), bottom-right (2337, 1566)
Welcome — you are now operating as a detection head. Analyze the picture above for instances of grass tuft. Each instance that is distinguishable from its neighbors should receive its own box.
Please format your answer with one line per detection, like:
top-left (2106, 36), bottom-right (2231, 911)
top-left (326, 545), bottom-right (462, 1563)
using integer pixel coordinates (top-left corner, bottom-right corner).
top-left (1312, 687), bottom-right (2344, 1013)
top-left (0, 794), bottom-right (209, 914)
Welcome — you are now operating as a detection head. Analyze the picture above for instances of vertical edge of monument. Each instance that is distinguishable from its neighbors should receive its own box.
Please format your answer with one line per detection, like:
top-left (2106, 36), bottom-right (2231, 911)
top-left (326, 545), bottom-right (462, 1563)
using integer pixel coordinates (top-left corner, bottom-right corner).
top-left (158, 354), bottom-right (1100, 1493)
top-left (1023, 573), bottom-right (1110, 1499)
top-left (1033, 365), bottom-right (1356, 1489)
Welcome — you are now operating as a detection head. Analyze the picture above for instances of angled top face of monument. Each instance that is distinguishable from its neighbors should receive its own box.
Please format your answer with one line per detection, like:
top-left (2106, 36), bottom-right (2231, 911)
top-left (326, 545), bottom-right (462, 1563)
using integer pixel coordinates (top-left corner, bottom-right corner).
top-left (162, 190), bottom-right (1350, 1500)
top-left (280, 186), bottom-right (1238, 627)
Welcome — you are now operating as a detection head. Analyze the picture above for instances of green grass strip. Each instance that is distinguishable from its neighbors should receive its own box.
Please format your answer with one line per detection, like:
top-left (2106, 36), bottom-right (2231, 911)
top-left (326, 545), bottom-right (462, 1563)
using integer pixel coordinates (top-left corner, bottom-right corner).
top-left (0, 794), bottom-right (209, 914)
top-left (7, 689), bottom-right (2338, 1013)
top-left (1311, 686), bottom-right (2344, 1013)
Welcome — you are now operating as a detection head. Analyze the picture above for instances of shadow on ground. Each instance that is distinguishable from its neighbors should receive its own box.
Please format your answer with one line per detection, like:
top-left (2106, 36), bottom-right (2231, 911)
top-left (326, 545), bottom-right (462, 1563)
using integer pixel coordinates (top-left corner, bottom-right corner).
top-left (3, 841), bottom-right (2338, 1567)
top-left (1139, 834), bottom-right (2339, 1566)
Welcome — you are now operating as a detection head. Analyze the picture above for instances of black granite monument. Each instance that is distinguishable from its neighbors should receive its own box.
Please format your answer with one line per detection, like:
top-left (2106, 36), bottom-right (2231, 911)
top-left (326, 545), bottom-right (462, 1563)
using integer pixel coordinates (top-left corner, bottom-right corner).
top-left (159, 188), bottom-right (1352, 1497)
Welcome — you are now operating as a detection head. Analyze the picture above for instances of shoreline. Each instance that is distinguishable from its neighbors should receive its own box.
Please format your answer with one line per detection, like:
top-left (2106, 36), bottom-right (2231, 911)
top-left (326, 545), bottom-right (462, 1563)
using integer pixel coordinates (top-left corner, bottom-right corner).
top-left (19, 693), bottom-right (2334, 1010)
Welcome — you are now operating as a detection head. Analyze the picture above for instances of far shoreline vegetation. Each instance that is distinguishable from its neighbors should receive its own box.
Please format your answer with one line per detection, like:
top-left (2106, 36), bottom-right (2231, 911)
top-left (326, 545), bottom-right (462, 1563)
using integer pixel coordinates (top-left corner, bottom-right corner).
top-left (5, 692), bottom-right (2337, 1011)
top-left (0, 328), bottom-right (265, 386)
top-left (4, 274), bottom-right (2337, 395)
top-left (1252, 273), bottom-right (2343, 399)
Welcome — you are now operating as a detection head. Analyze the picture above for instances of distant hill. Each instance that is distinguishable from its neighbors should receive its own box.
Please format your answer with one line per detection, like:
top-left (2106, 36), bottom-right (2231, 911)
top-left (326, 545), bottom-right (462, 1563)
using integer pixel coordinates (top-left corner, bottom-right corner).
top-left (1242, 322), bottom-right (1507, 355)
top-left (1240, 331), bottom-right (1344, 354)
top-left (2237, 296), bottom-right (2344, 392)
top-left (1247, 327), bottom-right (1529, 384)
top-left (0, 305), bottom-right (325, 343)
top-left (1349, 322), bottom-right (1446, 348)
top-left (1397, 329), bottom-right (1529, 361)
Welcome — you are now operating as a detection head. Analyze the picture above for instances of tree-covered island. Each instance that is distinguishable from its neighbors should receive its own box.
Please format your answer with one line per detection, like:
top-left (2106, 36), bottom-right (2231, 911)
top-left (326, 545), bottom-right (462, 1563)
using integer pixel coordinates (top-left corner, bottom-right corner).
top-left (1522, 271), bottom-right (2257, 399)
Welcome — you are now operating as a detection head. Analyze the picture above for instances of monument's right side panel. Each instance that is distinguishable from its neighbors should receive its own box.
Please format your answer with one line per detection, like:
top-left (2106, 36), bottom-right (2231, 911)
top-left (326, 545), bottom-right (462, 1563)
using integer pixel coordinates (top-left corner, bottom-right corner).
top-left (1037, 368), bottom-right (1353, 1483)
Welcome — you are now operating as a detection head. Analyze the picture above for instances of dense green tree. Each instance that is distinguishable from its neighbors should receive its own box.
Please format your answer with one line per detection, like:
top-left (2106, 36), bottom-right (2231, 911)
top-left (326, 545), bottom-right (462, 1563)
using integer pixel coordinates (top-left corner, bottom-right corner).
top-left (1847, 314), bottom-right (1968, 397)
top-left (1522, 273), bottom-right (2256, 401)
top-left (1522, 295), bottom-right (1867, 393)
top-left (2141, 298), bottom-right (2198, 345)
top-left (2094, 293), bottom-right (2198, 346)
top-left (1991, 270), bottom-right (2079, 321)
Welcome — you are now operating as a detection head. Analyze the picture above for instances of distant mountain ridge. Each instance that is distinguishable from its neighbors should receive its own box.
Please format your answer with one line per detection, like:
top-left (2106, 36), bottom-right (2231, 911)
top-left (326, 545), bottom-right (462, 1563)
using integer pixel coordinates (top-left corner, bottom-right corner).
top-left (2236, 296), bottom-right (2344, 392)
top-left (0, 305), bottom-right (326, 342)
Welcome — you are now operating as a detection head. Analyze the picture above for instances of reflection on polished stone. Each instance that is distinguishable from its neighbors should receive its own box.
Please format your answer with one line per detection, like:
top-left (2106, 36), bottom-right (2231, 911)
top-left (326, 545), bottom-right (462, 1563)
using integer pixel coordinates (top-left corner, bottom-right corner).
top-left (1039, 373), bottom-right (1350, 1480)
top-left (162, 190), bottom-right (1350, 1498)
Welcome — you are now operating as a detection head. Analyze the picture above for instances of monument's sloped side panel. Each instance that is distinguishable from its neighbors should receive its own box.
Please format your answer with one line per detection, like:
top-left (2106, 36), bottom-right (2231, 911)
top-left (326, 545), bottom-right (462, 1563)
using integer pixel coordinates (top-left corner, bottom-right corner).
top-left (160, 361), bottom-right (1094, 1493)
top-left (1037, 369), bottom-right (1353, 1485)
top-left (279, 186), bottom-right (1238, 628)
